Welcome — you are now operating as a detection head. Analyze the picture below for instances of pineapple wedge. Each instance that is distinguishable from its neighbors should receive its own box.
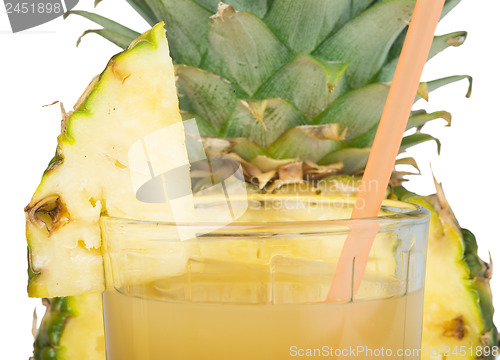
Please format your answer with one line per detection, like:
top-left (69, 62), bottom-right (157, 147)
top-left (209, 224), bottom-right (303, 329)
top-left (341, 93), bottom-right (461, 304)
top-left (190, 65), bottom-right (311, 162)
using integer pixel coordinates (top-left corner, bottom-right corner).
top-left (26, 23), bottom-right (185, 298)
top-left (395, 187), bottom-right (497, 360)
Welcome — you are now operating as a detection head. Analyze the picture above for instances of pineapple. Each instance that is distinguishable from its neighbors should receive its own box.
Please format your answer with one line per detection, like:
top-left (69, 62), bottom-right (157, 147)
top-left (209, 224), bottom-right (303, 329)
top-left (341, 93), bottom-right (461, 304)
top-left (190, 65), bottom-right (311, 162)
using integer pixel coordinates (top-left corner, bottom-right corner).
top-left (26, 1), bottom-right (496, 359)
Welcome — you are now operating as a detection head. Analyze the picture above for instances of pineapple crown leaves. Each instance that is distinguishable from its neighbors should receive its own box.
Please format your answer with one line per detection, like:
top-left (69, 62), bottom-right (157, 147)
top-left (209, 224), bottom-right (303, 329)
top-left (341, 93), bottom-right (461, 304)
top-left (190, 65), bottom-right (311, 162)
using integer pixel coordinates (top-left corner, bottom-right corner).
top-left (63, 10), bottom-right (140, 48)
top-left (65, 0), bottom-right (470, 177)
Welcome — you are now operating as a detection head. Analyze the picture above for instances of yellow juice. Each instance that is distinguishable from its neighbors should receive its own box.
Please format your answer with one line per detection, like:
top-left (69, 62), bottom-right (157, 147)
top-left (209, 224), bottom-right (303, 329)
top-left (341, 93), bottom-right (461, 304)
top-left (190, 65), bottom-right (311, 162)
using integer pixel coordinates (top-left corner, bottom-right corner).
top-left (103, 277), bottom-right (424, 360)
top-left (100, 198), bottom-right (429, 360)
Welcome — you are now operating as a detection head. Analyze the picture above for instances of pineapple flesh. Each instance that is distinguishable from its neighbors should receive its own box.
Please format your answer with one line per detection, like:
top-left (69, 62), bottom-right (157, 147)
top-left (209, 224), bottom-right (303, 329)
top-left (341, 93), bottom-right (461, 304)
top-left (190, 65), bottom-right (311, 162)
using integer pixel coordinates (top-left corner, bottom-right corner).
top-left (27, 0), bottom-right (495, 359)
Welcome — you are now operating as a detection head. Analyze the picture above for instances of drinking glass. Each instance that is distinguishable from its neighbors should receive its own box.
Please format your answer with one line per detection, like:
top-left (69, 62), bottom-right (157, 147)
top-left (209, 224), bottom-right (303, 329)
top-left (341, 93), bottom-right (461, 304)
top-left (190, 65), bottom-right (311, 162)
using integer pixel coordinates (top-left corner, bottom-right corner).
top-left (101, 196), bottom-right (429, 360)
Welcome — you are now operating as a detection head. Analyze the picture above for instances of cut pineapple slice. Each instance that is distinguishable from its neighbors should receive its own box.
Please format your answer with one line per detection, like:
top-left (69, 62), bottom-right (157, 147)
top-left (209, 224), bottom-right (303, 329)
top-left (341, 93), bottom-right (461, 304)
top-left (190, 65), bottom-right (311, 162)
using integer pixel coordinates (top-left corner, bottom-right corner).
top-left (26, 23), bottom-right (187, 297)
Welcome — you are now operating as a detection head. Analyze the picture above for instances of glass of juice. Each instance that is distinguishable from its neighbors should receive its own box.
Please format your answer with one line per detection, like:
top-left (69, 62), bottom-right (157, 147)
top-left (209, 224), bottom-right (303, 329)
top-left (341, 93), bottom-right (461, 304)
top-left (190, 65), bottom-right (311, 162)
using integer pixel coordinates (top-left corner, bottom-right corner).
top-left (100, 196), bottom-right (429, 360)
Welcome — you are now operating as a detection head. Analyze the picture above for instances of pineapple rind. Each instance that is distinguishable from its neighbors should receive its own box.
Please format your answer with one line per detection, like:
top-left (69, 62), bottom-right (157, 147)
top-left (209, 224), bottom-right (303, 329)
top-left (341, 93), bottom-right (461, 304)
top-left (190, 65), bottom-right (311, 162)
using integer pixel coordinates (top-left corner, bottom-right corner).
top-left (33, 294), bottom-right (105, 360)
top-left (463, 229), bottom-right (497, 354)
top-left (58, 293), bottom-right (105, 360)
top-left (33, 297), bottom-right (74, 360)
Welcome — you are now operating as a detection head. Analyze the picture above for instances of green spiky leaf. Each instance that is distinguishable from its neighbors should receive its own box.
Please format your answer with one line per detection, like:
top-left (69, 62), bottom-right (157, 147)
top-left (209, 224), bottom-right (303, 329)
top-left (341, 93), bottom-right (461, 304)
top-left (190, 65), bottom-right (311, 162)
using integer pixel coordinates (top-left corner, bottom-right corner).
top-left (313, 0), bottom-right (415, 89)
top-left (378, 31), bottom-right (467, 82)
top-left (64, 11), bottom-right (140, 48)
top-left (263, 0), bottom-right (352, 54)
top-left (316, 74), bottom-right (468, 146)
top-left (428, 31), bottom-right (467, 59)
top-left (195, 0), bottom-right (269, 18)
top-left (142, 0), bottom-right (211, 66)
top-left (423, 75), bottom-right (473, 99)
top-left (347, 124), bottom-right (379, 149)
top-left (442, 0), bottom-right (463, 18)
top-left (349, 109), bottom-right (451, 148)
top-left (319, 148), bottom-right (371, 174)
top-left (205, 5), bottom-right (292, 95)
top-left (400, 133), bottom-right (441, 154)
top-left (314, 83), bottom-right (390, 141)
top-left (407, 110), bottom-right (452, 130)
top-left (176, 65), bottom-right (239, 130)
top-left (124, 0), bottom-right (159, 26)
top-left (322, 132), bottom-right (442, 173)
top-left (222, 99), bottom-right (308, 147)
top-left (352, 0), bottom-right (378, 17)
top-left (75, 29), bottom-right (135, 48)
top-left (180, 112), bottom-right (219, 137)
top-left (254, 54), bottom-right (348, 119)
top-left (231, 138), bottom-right (269, 161)
top-left (384, 0), bottom-right (464, 66)
top-left (267, 124), bottom-right (346, 162)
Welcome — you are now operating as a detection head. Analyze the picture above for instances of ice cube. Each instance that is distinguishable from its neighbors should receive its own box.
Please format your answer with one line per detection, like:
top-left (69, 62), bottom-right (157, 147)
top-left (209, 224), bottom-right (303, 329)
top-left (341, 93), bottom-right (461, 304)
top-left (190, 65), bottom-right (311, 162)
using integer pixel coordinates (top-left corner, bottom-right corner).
top-left (151, 274), bottom-right (188, 301)
top-left (270, 255), bottom-right (407, 304)
top-left (355, 271), bottom-right (406, 301)
top-left (271, 256), bottom-right (335, 304)
top-left (107, 239), bottom-right (190, 289)
top-left (185, 257), bottom-right (272, 304)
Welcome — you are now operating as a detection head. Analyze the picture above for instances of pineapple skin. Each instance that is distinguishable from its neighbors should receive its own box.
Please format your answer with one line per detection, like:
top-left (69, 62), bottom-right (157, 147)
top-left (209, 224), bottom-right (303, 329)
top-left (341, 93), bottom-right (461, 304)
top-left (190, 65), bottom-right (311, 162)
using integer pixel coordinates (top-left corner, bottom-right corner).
top-left (33, 294), bottom-right (104, 360)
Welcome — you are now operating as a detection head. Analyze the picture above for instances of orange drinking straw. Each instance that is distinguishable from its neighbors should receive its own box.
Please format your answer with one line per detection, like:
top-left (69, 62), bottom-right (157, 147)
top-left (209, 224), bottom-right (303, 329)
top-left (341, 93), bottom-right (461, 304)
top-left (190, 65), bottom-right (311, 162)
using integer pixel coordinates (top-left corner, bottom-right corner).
top-left (327, 0), bottom-right (446, 302)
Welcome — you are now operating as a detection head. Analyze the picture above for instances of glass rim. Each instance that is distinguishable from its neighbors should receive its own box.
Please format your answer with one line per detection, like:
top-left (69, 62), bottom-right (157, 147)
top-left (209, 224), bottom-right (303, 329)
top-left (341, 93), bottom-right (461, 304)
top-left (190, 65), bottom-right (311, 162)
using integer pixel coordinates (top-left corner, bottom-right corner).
top-left (100, 196), bottom-right (430, 237)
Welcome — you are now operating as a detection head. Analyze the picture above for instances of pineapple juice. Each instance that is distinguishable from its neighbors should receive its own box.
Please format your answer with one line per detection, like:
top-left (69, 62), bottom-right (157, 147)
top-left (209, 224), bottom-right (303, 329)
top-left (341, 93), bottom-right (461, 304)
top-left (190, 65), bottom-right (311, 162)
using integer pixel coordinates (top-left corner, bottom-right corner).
top-left (101, 199), bottom-right (429, 360)
top-left (103, 277), bottom-right (424, 360)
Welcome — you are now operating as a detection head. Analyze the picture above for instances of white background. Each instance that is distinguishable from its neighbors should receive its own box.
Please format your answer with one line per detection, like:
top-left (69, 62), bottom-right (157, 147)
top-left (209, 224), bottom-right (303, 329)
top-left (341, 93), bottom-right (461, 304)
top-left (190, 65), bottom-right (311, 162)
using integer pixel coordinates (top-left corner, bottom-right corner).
top-left (0, 1), bottom-right (499, 358)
